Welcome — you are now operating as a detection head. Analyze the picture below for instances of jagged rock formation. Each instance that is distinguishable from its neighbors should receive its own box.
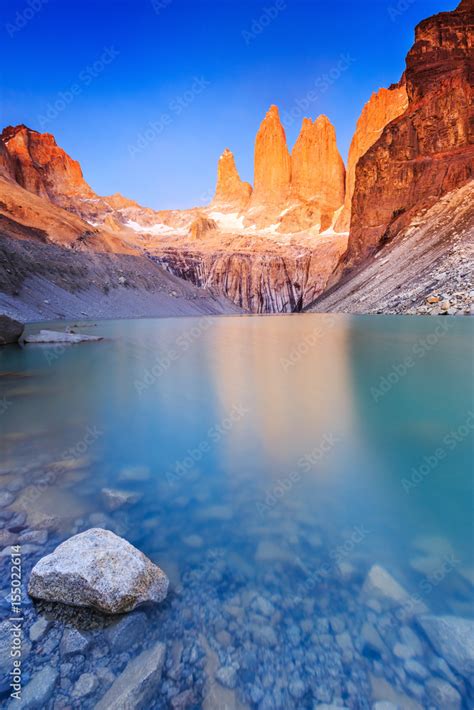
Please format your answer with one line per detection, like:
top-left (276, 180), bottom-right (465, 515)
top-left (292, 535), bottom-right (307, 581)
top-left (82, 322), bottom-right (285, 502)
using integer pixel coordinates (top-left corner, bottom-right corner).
top-left (347, 0), bottom-right (474, 265)
top-left (335, 82), bottom-right (408, 232)
top-left (212, 148), bottom-right (252, 209)
top-left (250, 105), bottom-right (292, 208)
top-left (291, 115), bottom-right (345, 212)
top-left (1, 125), bottom-right (96, 209)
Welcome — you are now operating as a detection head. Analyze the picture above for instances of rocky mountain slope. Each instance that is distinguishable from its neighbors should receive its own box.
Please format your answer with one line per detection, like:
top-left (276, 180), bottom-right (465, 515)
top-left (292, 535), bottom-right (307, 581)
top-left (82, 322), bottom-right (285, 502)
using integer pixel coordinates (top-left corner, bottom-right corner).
top-left (0, 1), bottom-right (471, 319)
top-left (308, 181), bottom-right (473, 315)
top-left (0, 137), bottom-right (241, 320)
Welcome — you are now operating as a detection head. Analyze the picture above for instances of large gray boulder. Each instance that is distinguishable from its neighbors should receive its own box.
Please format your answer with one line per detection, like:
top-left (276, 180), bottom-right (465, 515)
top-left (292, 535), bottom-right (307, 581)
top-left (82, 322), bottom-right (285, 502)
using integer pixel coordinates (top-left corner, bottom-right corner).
top-left (28, 528), bottom-right (169, 614)
top-left (418, 615), bottom-right (474, 680)
top-left (0, 315), bottom-right (23, 345)
top-left (95, 642), bottom-right (166, 709)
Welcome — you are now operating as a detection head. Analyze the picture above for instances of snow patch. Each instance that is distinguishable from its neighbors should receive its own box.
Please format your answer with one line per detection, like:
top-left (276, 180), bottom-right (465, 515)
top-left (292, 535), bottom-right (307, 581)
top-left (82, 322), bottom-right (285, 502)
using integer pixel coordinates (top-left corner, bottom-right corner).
top-left (125, 220), bottom-right (185, 236)
top-left (208, 211), bottom-right (246, 232)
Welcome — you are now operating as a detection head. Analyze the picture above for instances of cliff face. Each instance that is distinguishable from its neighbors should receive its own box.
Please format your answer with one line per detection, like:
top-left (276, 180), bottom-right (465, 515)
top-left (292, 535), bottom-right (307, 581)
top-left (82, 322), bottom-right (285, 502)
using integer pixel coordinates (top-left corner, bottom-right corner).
top-left (291, 115), bottom-right (346, 213)
top-left (347, 1), bottom-right (474, 264)
top-left (153, 233), bottom-right (347, 313)
top-left (335, 83), bottom-right (408, 232)
top-left (250, 105), bottom-right (292, 207)
top-left (1, 125), bottom-right (96, 209)
top-left (212, 148), bottom-right (252, 209)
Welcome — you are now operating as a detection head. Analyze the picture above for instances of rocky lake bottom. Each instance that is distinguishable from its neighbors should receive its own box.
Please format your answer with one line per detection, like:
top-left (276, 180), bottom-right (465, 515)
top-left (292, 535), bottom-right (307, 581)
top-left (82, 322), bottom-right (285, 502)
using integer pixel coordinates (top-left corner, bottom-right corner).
top-left (0, 314), bottom-right (473, 709)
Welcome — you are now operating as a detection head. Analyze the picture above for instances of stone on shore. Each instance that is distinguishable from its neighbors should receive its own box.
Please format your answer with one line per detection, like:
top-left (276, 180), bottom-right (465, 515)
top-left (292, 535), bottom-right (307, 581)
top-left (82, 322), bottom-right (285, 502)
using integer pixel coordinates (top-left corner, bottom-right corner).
top-left (23, 329), bottom-right (102, 344)
top-left (28, 528), bottom-right (169, 614)
top-left (0, 315), bottom-right (23, 345)
top-left (95, 642), bottom-right (166, 709)
top-left (417, 615), bottom-right (474, 679)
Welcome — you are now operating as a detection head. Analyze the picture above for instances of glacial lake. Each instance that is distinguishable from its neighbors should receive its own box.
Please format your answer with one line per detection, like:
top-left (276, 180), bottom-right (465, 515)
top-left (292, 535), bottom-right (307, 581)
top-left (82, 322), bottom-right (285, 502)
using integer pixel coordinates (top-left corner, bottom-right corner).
top-left (0, 313), bottom-right (473, 709)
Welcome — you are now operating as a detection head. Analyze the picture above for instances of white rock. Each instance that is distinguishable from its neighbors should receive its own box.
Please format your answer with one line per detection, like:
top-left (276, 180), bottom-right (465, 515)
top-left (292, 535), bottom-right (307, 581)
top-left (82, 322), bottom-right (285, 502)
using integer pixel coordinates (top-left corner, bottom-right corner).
top-left (28, 528), bottom-right (169, 614)
top-left (23, 329), bottom-right (102, 344)
top-left (360, 565), bottom-right (427, 614)
top-left (101, 488), bottom-right (142, 512)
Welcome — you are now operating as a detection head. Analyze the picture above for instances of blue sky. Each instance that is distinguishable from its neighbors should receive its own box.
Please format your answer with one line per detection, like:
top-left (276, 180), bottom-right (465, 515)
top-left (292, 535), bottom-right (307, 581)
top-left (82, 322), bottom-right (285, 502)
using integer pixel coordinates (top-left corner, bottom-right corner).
top-left (1, 0), bottom-right (453, 209)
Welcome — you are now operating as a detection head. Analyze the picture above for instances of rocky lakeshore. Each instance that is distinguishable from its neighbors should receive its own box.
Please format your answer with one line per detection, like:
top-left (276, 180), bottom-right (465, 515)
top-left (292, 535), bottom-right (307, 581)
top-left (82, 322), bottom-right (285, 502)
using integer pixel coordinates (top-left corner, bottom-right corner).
top-left (0, 436), bottom-right (473, 709)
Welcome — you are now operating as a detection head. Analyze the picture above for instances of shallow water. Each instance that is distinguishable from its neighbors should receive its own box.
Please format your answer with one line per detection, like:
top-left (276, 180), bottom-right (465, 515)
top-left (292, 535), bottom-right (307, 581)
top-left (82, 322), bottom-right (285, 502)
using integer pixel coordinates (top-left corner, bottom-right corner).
top-left (0, 313), bottom-right (473, 709)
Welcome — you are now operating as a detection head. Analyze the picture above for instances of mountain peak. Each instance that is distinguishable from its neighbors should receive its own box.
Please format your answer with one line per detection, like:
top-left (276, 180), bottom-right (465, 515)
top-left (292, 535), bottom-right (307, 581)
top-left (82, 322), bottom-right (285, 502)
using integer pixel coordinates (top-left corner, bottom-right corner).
top-left (212, 148), bottom-right (252, 208)
top-left (291, 113), bottom-right (345, 210)
top-left (250, 105), bottom-right (291, 206)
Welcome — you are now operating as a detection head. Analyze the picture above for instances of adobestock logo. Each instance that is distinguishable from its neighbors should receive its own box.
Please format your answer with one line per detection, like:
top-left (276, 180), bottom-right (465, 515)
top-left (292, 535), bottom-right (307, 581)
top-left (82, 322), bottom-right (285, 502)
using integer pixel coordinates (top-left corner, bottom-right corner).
top-left (5, 0), bottom-right (49, 38)
top-left (242, 0), bottom-right (287, 45)
top-left (37, 46), bottom-right (120, 129)
top-left (128, 76), bottom-right (211, 157)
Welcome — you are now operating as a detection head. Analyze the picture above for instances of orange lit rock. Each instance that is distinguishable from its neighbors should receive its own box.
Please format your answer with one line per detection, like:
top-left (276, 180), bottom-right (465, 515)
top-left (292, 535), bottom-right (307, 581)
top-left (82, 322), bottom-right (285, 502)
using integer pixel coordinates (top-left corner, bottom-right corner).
top-left (347, 1), bottom-right (473, 263)
top-left (250, 105), bottom-right (291, 207)
top-left (291, 114), bottom-right (345, 215)
top-left (212, 148), bottom-right (252, 209)
top-left (1, 125), bottom-right (96, 208)
top-left (335, 83), bottom-right (408, 232)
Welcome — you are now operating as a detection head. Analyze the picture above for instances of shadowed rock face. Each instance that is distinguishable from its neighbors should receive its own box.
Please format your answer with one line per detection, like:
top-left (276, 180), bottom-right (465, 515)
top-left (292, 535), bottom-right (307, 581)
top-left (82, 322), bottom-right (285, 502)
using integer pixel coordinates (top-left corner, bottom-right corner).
top-left (347, 1), bottom-right (474, 265)
top-left (212, 148), bottom-right (252, 209)
top-left (250, 105), bottom-right (292, 207)
top-left (335, 82), bottom-right (408, 233)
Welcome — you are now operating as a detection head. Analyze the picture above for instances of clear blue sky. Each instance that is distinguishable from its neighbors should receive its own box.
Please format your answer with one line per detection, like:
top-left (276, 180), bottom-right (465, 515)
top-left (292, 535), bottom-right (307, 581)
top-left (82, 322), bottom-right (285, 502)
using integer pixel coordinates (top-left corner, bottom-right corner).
top-left (1, 0), bottom-right (454, 209)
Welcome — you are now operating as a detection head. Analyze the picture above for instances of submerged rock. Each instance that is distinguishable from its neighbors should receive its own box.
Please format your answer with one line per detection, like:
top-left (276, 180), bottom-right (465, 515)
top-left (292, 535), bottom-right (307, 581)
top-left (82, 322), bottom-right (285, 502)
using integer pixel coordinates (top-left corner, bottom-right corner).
top-left (0, 315), bottom-right (23, 345)
top-left (28, 528), bottom-right (169, 614)
top-left (15, 666), bottom-right (58, 710)
top-left (360, 565), bottom-right (427, 614)
top-left (95, 642), bottom-right (166, 709)
top-left (23, 329), bottom-right (102, 344)
top-left (101, 487), bottom-right (142, 512)
top-left (418, 615), bottom-right (474, 679)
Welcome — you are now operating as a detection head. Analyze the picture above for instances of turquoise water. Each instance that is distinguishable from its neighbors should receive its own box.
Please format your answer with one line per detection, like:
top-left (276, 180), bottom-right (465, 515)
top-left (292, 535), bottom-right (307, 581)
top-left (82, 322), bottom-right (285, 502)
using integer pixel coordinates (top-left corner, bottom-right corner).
top-left (0, 314), bottom-right (473, 708)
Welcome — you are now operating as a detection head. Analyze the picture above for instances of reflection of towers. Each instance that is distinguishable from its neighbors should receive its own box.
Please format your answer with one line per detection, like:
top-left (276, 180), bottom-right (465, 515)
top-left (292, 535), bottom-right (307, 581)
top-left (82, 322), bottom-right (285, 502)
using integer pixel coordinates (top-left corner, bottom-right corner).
top-left (206, 314), bottom-right (356, 482)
